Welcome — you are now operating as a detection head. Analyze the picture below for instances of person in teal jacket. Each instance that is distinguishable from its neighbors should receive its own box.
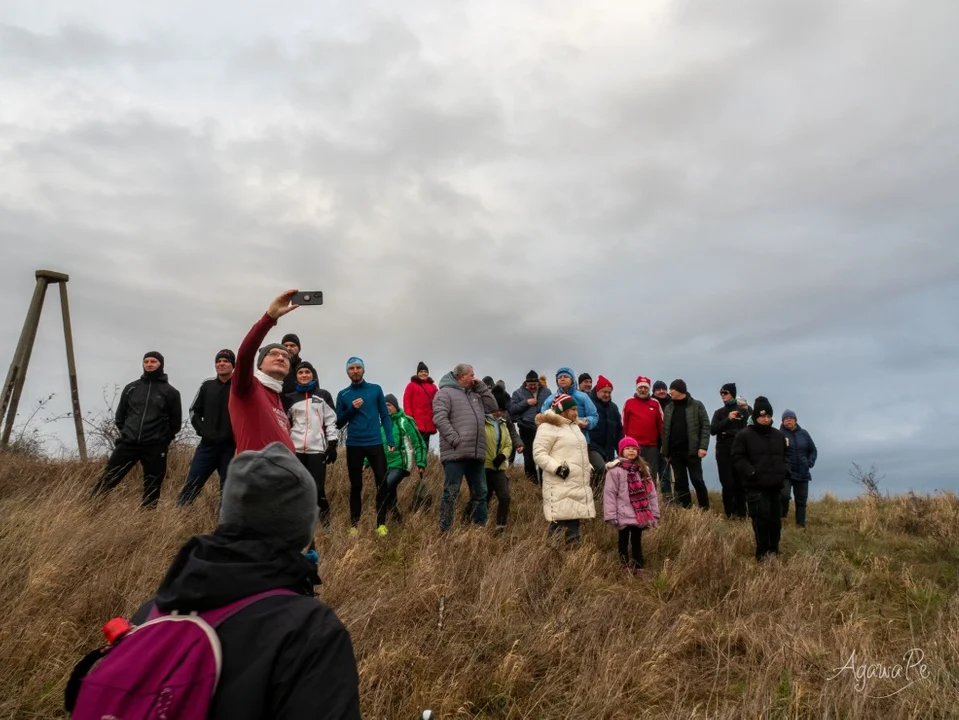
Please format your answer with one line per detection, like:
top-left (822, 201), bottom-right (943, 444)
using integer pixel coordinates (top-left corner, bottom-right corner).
top-left (540, 367), bottom-right (599, 442)
top-left (335, 357), bottom-right (394, 533)
top-left (374, 394), bottom-right (428, 532)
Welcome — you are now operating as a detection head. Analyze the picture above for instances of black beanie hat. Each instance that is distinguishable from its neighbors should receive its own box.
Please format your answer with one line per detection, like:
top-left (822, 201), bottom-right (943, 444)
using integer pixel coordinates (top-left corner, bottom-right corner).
top-left (143, 351), bottom-right (164, 368)
top-left (578, 373), bottom-right (592, 384)
top-left (525, 369), bottom-right (539, 383)
top-left (721, 382), bottom-right (737, 398)
top-left (653, 380), bottom-right (668, 392)
top-left (215, 349), bottom-right (236, 366)
top-left (295, 361), bottom-right (317, 382)
top-left (385, 393), bottom-right (399, 409)
top-left (753, 396), bottom-right (774, 419)
top-left (281, 333), bottom-right (301, 349)
top-left (417, 361), bottom-right (429, 373)
top-left (482, 375), bottom-right (495, 387)
top-left (669, 379), bottom-right (688, 394)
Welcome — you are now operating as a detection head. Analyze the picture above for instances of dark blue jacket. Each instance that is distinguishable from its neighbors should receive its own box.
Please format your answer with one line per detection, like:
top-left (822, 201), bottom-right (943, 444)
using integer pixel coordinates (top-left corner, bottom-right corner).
top-left (588, 391), bottom-right (624, 462)
top-left (335, 381), bottom-right (394, 447)
top-left (781, 424), bottom-right (817, 481)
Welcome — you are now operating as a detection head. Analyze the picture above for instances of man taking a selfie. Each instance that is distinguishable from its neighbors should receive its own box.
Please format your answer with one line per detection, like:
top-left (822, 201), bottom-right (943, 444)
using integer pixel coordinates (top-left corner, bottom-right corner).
top-left (230, 290), bottom-right (300, 454)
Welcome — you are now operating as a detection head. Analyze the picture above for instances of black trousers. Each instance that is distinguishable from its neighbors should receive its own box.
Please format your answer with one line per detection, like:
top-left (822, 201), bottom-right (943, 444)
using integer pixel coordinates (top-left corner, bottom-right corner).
top-left (177, 441), bottom-right (234, 507)
top-left (670, 454), bottom-right (709, 509)
top-left (346, 445), bottom-right (387, 526)
top-left (296, 453), bottom-right (331, 525)
top-left (618, 526), bottom-right (644, 568)
top-left (419, 432), bottom-right (434, 457)
top-left (92, 441), bottom-right (169, 508)
top-left (639, 446), bottom-right (660, 484)
top-left (485, 469), bottom-right (511, 527)
top-left (781, 478), bottom-right (809, 526)
top-left (747, 488), bottom-right (782, 559)
top-left (519, 424), bottom-right (538, 481)
top-left (716, 441), bottom-right (746, 518)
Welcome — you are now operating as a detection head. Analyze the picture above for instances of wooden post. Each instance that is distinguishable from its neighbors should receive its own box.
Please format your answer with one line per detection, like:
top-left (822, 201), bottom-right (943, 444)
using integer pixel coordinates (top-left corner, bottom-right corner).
top-left (58, 281), bottom-right (87, 460)
top-left (0, 270), bottom-right (86, 458)
top-left (0, 275), bottom-right (49, 447)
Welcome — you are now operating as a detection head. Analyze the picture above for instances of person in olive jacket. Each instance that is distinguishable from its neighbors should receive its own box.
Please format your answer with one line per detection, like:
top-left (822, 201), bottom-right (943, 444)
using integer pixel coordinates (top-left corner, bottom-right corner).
top-left (780, 409), bottom-right (818, 527)
top-left (92, 351), bottom-right (183, 508)
top-left (660, 379), bottom-right (711, 510)
top-left (732, 396), bottom-right (788, 560)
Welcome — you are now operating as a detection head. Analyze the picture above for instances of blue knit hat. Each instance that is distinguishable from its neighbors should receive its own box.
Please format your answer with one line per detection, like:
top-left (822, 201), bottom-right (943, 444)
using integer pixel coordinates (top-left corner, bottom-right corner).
top-left (346, 356), bottom-right (365, 371)
top-left (782, 409), bottom-right (797, 421)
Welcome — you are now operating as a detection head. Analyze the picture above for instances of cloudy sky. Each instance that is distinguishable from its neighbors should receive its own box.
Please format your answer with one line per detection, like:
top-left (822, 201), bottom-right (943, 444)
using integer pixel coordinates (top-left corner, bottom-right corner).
top-left (2, 0), bottom-right (957, 497)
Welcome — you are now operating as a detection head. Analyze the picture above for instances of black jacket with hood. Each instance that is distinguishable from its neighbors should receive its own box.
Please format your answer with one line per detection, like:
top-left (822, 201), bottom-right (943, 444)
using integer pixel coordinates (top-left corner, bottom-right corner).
top-left (131, 531), bottom-right (360, 720)
top-left (115, 372), bottom-right (182, 446)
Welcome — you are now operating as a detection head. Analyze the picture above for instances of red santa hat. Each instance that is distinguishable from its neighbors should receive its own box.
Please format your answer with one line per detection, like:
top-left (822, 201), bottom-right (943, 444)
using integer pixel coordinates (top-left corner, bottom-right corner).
top-left (635, 375), bottom-right (651, 390)
top-left (595, 375), bottom-right (613, 392)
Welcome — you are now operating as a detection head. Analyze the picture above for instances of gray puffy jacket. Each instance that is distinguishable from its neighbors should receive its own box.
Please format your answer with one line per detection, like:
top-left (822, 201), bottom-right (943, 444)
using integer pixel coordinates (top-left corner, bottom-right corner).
top-left (432, 372), bottom-right (497, 461)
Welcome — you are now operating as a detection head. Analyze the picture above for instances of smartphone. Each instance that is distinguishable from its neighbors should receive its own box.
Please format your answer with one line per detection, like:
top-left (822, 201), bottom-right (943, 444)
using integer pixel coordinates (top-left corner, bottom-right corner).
top-left (291, 291), bottom-right (323, 306)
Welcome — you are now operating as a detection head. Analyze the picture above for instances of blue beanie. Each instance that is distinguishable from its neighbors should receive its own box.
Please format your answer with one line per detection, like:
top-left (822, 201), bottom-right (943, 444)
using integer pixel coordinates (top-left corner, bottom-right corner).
top-left (782, 409), bottom-right (797, 421)
top-left (556, 366), bottom-right (575, 380)
top-left (346, 356), bottom-right (365, 371)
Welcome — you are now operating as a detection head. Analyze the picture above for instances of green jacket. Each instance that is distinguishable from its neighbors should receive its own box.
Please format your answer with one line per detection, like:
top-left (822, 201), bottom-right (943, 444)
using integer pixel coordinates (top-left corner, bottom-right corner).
top-left (661, 395), bottom-right (710, 458)
top-left (484, 415), bottom-right (513, 470)
top-left (380, 409), bottom-right (428, 472)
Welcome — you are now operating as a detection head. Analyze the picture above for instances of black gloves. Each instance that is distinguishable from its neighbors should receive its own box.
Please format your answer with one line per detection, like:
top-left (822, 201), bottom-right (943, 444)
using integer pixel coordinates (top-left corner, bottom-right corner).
top-left (325, 440), bottom-right (338, 465)
top-left (556, 462), bottom-right (570, 479)
top-left (493, 453), bottom-right (506, 469)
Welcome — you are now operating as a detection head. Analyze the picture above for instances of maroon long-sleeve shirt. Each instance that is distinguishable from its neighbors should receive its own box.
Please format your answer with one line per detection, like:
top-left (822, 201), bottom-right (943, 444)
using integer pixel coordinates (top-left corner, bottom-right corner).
top-left (229, 313), bottom-right (295, 454)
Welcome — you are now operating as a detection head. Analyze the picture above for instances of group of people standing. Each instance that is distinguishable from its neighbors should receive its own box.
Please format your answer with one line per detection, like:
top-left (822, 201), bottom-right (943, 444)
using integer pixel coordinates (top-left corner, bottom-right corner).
top-left (89, 289), bottom-right (818, 563)
top-left (70, 289), bottom-right (827, 720)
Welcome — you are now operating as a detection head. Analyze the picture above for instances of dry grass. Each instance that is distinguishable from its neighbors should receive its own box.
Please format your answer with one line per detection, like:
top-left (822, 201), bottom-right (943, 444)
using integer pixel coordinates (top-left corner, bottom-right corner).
top-left (0, 450), bottom-right (957, 719)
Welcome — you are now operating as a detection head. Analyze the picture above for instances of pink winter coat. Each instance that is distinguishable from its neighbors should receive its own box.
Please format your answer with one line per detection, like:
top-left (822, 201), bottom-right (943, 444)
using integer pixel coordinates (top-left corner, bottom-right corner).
top-left (603, 459), bottom-right (660, 530)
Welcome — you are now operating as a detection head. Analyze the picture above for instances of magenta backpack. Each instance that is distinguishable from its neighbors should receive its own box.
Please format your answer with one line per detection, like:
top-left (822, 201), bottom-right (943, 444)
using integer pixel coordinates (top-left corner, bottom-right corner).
top-left (65, 589), bottom-right (297, 719)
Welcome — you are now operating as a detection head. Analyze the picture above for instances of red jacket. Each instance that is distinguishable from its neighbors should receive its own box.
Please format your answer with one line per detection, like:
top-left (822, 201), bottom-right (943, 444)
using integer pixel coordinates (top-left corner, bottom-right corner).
top-left (622, 396), bottom-right (663, 447)
top-left (403, 378), bottom-right (438, 434)
top-left (229, 313), bottom-right (295, 454)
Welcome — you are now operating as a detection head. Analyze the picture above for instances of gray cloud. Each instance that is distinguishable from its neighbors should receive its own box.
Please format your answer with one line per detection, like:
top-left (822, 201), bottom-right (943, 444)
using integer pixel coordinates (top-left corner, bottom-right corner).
top-left (2, 1), bottom-right (958, 497)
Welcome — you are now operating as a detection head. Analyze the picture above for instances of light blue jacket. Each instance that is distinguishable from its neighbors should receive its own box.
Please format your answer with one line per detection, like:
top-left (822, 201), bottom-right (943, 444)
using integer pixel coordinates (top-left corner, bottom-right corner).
top-left (541, 389), bottom-right (599, 442)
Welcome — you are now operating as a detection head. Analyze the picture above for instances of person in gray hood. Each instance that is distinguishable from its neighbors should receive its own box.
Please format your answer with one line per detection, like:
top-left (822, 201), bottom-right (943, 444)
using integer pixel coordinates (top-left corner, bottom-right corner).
top-left (433, 364), bottom-right (497, 531)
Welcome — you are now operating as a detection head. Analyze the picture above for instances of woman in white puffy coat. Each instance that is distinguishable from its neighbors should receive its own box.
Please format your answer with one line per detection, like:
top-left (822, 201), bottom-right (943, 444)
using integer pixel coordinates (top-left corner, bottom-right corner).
top-left (533, 393), bottom-right (595, 545)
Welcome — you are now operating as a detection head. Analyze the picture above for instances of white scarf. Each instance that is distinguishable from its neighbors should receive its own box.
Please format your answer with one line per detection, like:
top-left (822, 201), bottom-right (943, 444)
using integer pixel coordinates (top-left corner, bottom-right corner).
top-left (255, 368), bottom-right (283, 393)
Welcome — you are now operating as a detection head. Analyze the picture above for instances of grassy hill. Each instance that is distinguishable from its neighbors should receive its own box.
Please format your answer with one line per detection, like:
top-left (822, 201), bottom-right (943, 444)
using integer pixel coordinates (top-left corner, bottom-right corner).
top-left (0, 449), bottom-right (956, 718)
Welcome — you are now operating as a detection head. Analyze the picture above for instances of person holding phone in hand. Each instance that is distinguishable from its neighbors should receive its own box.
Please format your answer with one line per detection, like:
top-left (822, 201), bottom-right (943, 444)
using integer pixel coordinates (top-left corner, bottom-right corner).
top-left (711, 383), bottom-right (748, 519)
top-left (229, 289), bottom-right (301, 455)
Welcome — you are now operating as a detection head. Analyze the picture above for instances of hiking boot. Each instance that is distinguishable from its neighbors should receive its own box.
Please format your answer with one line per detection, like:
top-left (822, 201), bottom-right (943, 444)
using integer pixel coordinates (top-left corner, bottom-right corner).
top-left (375, 525), bottom-right (389, 537)
top-left (494, 525), bottom-right (506, 536)
top-left (633, 568), bottom-right (649, 580)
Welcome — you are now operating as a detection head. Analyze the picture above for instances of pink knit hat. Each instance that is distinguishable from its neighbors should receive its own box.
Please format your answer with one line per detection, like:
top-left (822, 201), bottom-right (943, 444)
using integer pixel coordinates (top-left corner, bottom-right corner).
top-left (618, 436), bottom-right (640, 456)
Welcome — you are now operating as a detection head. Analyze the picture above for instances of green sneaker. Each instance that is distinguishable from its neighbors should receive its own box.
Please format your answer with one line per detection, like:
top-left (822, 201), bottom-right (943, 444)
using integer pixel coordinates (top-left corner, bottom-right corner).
top-left (348, 527), bottom-right (359, 538)
top-left (375, 525), bottom-right (389, 537)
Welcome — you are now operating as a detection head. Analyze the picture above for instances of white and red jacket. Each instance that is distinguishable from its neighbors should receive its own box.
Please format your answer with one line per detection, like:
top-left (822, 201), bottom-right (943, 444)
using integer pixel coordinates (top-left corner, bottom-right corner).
top-left (284, 390), bottom-right (338, 455)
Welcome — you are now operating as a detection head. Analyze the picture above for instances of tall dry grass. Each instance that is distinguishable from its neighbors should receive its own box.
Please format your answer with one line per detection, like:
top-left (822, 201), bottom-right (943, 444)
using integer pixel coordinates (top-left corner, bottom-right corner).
top-left (0, 450), bottom-right (957, 719)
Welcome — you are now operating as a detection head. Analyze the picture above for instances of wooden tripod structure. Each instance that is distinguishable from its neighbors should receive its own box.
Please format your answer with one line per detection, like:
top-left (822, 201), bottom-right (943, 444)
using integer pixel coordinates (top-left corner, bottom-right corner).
top-left (0, 270), bottom-right (87, 459)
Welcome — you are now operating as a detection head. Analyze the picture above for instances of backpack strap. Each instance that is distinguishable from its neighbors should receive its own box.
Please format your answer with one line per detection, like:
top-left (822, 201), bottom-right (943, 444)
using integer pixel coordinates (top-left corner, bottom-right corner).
top-left (146, 589), bottom-right (299, 626)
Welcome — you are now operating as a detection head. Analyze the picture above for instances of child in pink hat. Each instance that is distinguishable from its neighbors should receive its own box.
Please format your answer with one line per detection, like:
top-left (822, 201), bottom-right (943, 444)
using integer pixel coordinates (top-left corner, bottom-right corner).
top-left (603, 436), bottom-right (660, 577)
